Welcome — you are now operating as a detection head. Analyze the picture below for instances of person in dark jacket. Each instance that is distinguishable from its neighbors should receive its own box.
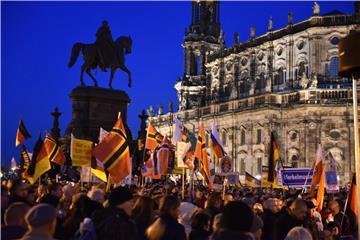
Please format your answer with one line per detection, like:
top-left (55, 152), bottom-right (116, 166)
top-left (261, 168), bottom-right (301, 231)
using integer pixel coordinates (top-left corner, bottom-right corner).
top-left (92, 186), bottom-right (140, 240)
top-left (211, 201), bottom-right (255, 240)
top-left (8, 180), bottom-right (29, 205)
top-left (204, 192), bottom-right (222, 233)
top-left (274, 198), bottom-right (308, 240)
top-left (146, 195), bottom-right (186, 240)
top-left (189, 210), bottom-right (211, 240)
top-left (261, 198), bottom-right (280, 240)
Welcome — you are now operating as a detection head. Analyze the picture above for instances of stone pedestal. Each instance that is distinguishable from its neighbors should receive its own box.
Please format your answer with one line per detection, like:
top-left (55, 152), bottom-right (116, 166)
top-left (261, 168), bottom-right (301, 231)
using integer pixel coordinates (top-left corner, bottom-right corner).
top-left (64, 86), bottom-right (132, 143)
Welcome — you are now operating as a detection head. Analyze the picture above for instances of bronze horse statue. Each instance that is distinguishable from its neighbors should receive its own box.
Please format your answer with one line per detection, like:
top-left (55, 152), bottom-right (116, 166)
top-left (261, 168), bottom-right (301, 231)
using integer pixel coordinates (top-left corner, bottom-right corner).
top-left (68, 36), bottom-right (132, 88)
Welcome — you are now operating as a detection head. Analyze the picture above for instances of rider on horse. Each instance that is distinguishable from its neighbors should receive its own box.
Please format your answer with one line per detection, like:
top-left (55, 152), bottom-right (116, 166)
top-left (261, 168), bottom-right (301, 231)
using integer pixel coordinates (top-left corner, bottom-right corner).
top-left (95, 20), bottom-right (114, 72)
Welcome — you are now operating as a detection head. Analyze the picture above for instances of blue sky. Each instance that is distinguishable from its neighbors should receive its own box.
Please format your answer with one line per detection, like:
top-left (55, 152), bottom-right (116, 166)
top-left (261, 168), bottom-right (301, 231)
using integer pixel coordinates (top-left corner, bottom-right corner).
top-left (1, 1), bottom-right (354, 166)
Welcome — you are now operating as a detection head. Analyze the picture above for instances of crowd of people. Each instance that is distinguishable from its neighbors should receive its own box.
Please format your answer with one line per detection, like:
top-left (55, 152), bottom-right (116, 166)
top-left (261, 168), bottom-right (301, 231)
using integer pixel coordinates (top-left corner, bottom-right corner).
top-left (1, 177), bottom-right (357, 240)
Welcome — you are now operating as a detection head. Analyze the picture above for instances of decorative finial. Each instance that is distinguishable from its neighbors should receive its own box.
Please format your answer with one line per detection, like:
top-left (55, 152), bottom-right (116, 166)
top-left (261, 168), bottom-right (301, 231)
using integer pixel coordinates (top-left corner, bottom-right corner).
top-left (288, 12), bottom-right (293, 25)
top-left (234, 32), bottom-right (239, 45)
top-left (168, 101), bottom-right (173, 113)
top-left (158, 103), bottom-right (163, 115)
top-left (148, 106), bottom-right (154, 117)
top-left (51, 106), bottom-right (62, 141)
top-left (313, 2), bottom-right (320, 16)
top-left (250, 26), bottom-right (255, 39)
top-left (268, 16), bottom-right (273, 31)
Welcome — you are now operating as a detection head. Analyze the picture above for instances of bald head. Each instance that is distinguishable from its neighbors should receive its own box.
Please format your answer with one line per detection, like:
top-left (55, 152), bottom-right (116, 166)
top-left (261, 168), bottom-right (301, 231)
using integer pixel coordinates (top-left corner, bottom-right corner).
top-left (329, 200), bottom-right (340, 215)
top-left (5, 202), bottom-right (30, 227)
top-left (290, 199), bottom-right (307, 221)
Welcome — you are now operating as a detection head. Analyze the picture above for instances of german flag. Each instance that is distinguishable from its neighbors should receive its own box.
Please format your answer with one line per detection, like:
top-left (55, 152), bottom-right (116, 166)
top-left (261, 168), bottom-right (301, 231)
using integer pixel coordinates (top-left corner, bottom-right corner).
top-left (195, 122), bottom-right (212, 189)
top-left (145, 121), bottom-right (163, 151)
top-left (316, 167), bottom-right (325, 211)
top-left (20, 144), bottom-right (31, 172)
top-left (268, 132), bottom-right (280, 182)
top-left (23, 134), bottom-right (51, 184)
top-left (245, 172), bottom-right (261, 188)
top-left (15, 119), bottom-right (31, 147)
top-left (93, 115), bottom-right (130, 183)
top-left (347, 174), bottom-right (358, 217)
top-left (44, 133), bottom-right (65, 166)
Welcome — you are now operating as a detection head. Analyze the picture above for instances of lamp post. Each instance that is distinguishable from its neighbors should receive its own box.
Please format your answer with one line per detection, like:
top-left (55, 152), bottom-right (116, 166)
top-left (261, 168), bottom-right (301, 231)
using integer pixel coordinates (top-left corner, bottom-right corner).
top-left (339, 30), bottom-right (360, 239)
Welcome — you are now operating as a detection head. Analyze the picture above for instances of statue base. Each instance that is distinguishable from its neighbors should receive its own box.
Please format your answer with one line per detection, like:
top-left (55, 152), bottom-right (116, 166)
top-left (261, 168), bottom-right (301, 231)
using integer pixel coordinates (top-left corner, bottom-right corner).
top-left (64, 86), bottom-right (132, 143)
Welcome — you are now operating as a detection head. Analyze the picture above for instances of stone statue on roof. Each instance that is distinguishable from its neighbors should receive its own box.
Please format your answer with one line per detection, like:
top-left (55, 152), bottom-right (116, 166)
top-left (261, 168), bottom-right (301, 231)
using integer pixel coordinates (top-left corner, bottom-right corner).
top-left (234, 32), bottom-right (239, 45)
top-left (300, 73), bottom-right (309, 89)
top-left (313, 2), bottom-right (320, 16)
top-left (310, 73), bottom-right (318, 88)
top-left (250, 26), bottom-right (255, 39)
top-left (268, 16), bottom-right (273, 31)
top-left (288, 12), bottom-right (293, 25)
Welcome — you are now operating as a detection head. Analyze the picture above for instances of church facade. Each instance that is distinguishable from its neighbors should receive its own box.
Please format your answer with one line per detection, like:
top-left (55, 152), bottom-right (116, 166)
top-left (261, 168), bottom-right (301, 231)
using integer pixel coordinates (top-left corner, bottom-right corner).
top-left (151, 1), bottom-right (360, 185)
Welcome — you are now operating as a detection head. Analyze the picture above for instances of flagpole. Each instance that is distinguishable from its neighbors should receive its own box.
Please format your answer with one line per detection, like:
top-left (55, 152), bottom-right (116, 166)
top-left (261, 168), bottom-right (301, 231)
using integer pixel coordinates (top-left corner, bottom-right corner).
top-left (182, 167), bottom-right (185, 200)
top-left (351, 75), bottom-right (360, 240)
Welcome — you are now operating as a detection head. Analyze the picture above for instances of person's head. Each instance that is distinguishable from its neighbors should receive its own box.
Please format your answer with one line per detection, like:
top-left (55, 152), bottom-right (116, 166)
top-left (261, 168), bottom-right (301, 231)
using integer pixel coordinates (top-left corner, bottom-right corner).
top-left (275, 198), bottom-right (284, 211)
top-left (221, 201), bottom-right (253, 232)
top-left (205, 192), bottom-right (222, 209)
top-left (328, 200), bottom-right (340, 215)
top-left (290, 199), bottom-right (308, 221)
top-left (39, 194), bottom-right (60, 208)
top-left (132, 196), bottom-right (155, 222)
top-left (25, 204), bottom-right (57, 236)
top-left (190, 210), bottom-right (212, 231)
top-left (284, 226), bottom-right (312, 240)
top-left (264, 198), bottom-right (278, 213)
top-left (62, 184), bottom-right (75, 200)
top-left (9, 179), bottom-right (28, 198)
top-left (87, 188), bottom-right (105, 204)
top-left (224, 193), bottom-right (234, 205)
top-left (195, 190), bottom-right (203, 199)
top-left (4, 202), bottom-right (30, 228)
top-left (37, 184), bottom-right (48, 197)
top-left (102, 20), bottom-right (109, 27)
top-left (108, 186), bottom-right (133, 216)
top-left (159, 195), bottom-right (180, 220)
top-left (250, 214), bottom-right (264, 240)
top-left (253, 203), bottom-right (264, 215)
top-left (48, 182), bottom-right (63, 199)
top-left (213, 213), bottom-right (222, 233)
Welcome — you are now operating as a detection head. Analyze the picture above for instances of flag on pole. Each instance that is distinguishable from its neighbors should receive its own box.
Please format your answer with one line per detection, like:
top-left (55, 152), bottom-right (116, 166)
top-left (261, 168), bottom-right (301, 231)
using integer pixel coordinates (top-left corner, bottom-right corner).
top-left (245, 172), bottom-right (261, 188)
top-left (182, 126), bottom-right (188, 142)
top-left (23, 134), bottom-right (51, 184)
top-left (20, 144), bottom-right (31, 172)
top-left (70, 135), bottom-right (92, 167)
top-left (141, 155), bottom-right (161, 179)
top-left (145, 121), bottom-right (163, 150)
top-left (210, 122), bottom-right (225, 165)
top-left (15, 119), bottom-right (31, 147)
top-left (347, 174), bottom-right (358, 217)
top-left (155, 136), bottom-right (171, 175)
top-left (316, 167), bottom-right (325, 211)
top-left (93, 115), bottom-right (131, 183)
top-left (310, 144), bottom-right (324, 197)
top-left (44, 133), bottom-right (65, 165)
top-left (328, 151), bottom-right (337, 172)
top-left (91, 158), bottom-right (107, 182)
top-left (195, 122), bottom-right (212, 188)
top-left (268, 132), bottom-right (280, 182)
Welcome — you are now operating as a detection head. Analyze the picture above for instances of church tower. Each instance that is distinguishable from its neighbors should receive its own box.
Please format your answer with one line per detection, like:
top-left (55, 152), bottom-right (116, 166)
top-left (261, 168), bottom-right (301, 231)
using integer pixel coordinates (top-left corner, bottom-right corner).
top-left (176, 0), bottom-right (222, 110)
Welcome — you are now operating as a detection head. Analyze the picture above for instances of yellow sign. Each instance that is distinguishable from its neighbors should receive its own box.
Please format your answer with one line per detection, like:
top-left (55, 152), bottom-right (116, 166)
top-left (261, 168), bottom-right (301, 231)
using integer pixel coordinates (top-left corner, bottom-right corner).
top-left (71, 136), bottom-right (92, 167)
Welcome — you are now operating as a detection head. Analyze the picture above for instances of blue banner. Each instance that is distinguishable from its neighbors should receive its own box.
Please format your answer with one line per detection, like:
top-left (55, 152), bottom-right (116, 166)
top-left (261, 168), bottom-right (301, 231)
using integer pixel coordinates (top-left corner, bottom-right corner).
top-left (279, 168), bottom-right (313, 188)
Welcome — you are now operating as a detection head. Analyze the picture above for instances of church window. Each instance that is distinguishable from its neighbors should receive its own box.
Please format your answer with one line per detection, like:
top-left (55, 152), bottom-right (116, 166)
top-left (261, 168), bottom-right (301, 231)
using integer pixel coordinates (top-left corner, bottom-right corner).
top-left (240, 129), bottom-right (246, 145)
top-left (291, 155), bottom-right (298, 168)
top-left (256, 129), bottom-right (262, 144)
top-left (330, 57), bottom-right (339, 79)
top-left (196, 55), bottom-right (201, 75)
top-left (222, 131), bottom-right (227, 146)
top-left (240, 158), bottom-right (245, 174)
top-left (257, 157), bottom-right (262, 173)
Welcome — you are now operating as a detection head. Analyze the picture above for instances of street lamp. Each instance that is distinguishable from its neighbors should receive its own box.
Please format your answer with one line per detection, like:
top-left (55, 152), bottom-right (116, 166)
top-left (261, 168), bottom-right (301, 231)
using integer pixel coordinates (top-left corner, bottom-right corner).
top-left (339, 30), bottom-right (360, 239)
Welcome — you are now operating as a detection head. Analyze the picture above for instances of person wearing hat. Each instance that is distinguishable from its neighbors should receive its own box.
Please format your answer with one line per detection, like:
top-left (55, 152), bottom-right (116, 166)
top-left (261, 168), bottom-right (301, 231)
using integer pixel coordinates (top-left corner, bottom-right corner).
top-left (20, 203), bottom-right (57, 240)
top-left (92, 186), bottom-right (140, 240)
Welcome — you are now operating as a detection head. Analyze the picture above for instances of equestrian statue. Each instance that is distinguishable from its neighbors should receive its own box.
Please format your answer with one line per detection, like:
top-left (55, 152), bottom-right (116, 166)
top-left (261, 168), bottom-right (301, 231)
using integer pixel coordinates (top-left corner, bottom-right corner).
top-left (68, 20), bottom-right (132, 88)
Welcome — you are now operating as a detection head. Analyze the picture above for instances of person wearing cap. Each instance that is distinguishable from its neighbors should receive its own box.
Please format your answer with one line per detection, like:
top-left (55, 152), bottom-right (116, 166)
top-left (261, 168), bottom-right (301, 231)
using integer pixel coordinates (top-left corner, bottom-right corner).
top-left (92, 186), bottom-right (140, 240)
top-left (211, 201), bottom-right (255, 240)
top-left (20, 203), bottom-right (57, 240)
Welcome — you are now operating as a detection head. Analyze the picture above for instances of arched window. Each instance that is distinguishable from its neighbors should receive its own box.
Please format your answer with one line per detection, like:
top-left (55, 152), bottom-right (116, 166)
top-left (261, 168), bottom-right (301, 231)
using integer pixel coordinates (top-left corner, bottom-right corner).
top-left (240, 158), bottom-right (245, 174)
top-left (256, 129), bottom-right (262, 144)
top-left (240, 129), bottom-right (246, 145)
top-left (298, 62), bottom-right (306, 79)
top-left (257, 157), bottom-right (262, 174)
top-left (222, 131), bottom-right (227, 146)
top-left (291, 155), bottom-right (298, 168)
top-left (330, 57), bottom-right (339, 79)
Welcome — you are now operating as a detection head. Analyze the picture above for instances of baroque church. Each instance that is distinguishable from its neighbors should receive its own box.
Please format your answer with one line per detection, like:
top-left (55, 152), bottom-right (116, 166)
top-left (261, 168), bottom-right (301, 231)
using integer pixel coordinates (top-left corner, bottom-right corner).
top-left (150, 1), bottom-right (360, 184)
